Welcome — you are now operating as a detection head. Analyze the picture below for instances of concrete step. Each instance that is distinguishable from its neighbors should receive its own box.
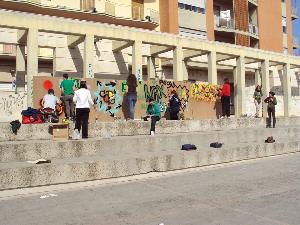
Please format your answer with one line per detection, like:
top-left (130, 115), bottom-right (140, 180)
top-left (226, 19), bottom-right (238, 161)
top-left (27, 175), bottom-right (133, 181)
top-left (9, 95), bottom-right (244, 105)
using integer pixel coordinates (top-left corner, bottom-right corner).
top-left (1, 127), bottom-right (300, 163)
top-left (0, 140), bottom-right (299, 190)
top-left (2, 117), bottom-right (300, 142)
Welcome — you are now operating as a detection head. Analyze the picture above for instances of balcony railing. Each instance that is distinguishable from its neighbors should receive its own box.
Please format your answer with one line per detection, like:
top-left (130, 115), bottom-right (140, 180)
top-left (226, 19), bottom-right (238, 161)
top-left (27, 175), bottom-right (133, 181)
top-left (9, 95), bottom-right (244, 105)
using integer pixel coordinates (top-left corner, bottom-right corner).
top-left (249, 23), bottom-right (259, 36)
top-left (214, 15), bottom-right (235, 30)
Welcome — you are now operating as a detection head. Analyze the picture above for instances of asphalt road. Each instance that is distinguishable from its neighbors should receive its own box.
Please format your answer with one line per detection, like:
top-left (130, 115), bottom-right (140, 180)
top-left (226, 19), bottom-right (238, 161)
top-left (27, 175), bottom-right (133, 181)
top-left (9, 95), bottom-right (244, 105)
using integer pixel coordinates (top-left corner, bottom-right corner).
top-left (1, 153), bottom-right (300, 225)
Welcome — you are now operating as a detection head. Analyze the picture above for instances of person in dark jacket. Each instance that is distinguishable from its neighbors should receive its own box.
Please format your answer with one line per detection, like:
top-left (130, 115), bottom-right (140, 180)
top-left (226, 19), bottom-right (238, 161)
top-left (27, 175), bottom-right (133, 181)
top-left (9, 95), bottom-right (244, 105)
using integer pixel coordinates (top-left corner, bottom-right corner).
top-left (169, 90), bottom-right (181, 120)
top-left (221, 78), bottom-right (231, 118)
top-left (146, 98), bottom-right (161, 135)
top-left (264, 91), bottom-right (277, 128)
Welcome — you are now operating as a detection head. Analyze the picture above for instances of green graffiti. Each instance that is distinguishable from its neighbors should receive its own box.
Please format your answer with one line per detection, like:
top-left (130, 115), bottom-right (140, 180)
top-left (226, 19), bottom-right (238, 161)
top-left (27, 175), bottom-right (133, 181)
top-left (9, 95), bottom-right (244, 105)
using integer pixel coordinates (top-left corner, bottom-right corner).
top-left (121, 81), bottom-right (127, 93)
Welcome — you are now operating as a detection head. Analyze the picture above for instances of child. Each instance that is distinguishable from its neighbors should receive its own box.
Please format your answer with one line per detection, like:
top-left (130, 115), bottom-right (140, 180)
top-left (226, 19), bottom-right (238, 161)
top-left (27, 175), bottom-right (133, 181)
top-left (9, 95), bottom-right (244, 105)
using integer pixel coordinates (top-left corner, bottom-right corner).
top-left (264, 91), bottom-right (277, 128)
top-left (145, 98), bottom-right (161, 135)
top-left (42, 89), bottom-right (60, 122)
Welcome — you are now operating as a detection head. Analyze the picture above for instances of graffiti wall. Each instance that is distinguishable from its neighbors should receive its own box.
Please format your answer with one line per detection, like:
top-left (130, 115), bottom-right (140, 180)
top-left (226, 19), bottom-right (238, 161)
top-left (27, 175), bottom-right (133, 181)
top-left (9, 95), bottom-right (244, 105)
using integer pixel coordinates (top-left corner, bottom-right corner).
top-left (0, 91), bottom-right (27, 122)
top-left (33, 77), bottom-right (222, 121)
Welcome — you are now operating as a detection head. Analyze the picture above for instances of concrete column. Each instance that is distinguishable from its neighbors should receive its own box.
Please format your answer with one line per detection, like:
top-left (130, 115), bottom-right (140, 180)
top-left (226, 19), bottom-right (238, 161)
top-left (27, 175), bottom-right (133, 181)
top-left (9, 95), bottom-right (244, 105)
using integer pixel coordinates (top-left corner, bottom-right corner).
top-left (233, 56), bottom-right (246, 117)
top-left (52, 48), bottom-right (56, 76)
top-left (147, 56), bottom-right (156, 79)
top-left (132, 40), bottom-right (143, 81)
top-left (183, 60), bottom-right (189, 81)
top-left (261, 59), bottom-right (270, 117)
top-left (208, 51), bottom-right (217, 84)
top-left (254, 69), bottom-right (261, 86)
top-left (26, 27), bottom-right (38, 107)
top-left (84, 33), bottom-right (94, 78)
top-left (16, 44), bottom-right (26, 91)
top-left (283, 63), bottom-right (292, 117)
top-left (173, 45), bottom-right (183, 81)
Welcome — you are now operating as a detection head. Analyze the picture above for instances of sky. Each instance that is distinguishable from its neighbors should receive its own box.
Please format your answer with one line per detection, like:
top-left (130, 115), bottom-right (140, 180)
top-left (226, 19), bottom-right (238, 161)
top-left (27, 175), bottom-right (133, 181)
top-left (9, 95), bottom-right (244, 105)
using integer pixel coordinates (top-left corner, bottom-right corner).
top-left (293, 0), bottom-right (300, 55)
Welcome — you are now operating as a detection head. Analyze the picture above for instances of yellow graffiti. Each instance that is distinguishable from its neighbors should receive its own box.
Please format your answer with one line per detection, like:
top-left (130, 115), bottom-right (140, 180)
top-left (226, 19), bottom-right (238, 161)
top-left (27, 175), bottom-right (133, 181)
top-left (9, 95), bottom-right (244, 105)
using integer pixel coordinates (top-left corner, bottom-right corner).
top-left (190, 83), bottom-right (221, 102)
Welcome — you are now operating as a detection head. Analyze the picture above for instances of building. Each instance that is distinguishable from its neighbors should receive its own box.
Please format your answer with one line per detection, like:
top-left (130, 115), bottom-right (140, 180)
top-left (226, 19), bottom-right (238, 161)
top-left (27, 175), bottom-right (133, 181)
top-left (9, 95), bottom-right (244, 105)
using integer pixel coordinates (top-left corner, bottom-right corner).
top-left (0, 0), bottom-right (299, 121)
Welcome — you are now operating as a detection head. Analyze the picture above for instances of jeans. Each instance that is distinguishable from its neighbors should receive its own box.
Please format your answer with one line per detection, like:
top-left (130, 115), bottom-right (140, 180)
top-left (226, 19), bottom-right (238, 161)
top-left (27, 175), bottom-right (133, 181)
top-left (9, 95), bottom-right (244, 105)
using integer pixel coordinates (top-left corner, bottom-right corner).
top-left (267, 107), bottom-right (276, 128)
top-left (75, 108), bottom-right (90, 138)
top-left (221, 96), bottom-right (231, 117)
top-left (127, 94), bottom-right (137, 119)
top-left (62, 94), bottom-right (74, 119)
top-left (151, 116), bottom-right (160, 132)
top-left (254, 99), bottom-right (261, 117)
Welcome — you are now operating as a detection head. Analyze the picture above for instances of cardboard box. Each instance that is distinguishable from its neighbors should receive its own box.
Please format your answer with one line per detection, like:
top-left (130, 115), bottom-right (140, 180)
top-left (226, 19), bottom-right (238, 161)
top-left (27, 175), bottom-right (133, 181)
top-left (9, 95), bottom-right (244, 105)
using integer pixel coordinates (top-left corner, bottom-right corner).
top-left (52, 124), bottom-right (69, 141)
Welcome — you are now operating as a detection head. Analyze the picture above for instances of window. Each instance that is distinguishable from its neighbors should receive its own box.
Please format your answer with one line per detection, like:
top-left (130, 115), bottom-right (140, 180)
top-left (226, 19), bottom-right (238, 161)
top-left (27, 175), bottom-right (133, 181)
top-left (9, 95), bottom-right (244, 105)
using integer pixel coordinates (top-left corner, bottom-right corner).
top-left (178, 2), bottom-right (205, 14)
top-left (282, 16), bottom-right (287, 34)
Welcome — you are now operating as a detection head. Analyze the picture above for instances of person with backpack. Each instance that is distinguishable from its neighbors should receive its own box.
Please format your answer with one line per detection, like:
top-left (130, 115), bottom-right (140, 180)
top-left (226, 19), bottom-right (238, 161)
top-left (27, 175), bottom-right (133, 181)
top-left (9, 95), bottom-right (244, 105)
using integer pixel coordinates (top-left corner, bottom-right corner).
top-left (264, 91), bottom-right (277, 128)
top-left (60, 73), bottom-right (75, 122)
top-left (169, 90), bottom-right (181, 120)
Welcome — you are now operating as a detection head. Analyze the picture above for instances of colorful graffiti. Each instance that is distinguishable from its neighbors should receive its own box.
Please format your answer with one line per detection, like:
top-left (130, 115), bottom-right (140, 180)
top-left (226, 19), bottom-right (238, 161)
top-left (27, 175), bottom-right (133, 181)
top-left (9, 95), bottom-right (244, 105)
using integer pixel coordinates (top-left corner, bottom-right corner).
top-left (94, 81), bottom-right (122, 117)
top-left (159, 80), bottom-right (190, 111)
top-left (190, 83), bottom-right (221, 102)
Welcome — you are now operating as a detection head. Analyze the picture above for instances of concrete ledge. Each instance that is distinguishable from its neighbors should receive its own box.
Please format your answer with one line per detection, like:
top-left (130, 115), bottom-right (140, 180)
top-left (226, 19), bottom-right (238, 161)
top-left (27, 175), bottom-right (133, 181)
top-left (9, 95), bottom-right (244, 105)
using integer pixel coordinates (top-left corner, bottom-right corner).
top-left (1, 127), bottom-right (300, 163)
top-left (0, 141), bottom-right (299, 190)
top-left (1, 117), bottom-right (300, 142)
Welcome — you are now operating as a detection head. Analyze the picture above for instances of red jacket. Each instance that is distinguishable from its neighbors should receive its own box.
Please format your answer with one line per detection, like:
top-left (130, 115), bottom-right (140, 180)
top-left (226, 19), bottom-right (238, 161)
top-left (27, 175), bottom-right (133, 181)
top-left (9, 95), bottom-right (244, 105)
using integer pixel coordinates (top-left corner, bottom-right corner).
top-left (221, 83), bottom-right (231, 97)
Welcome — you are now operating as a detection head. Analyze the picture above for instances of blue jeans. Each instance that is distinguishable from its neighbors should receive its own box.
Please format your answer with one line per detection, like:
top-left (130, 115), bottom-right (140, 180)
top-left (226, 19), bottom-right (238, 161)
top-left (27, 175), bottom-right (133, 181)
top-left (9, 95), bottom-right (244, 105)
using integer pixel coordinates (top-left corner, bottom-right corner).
top-left (127, 94), bottom-right (137, 119)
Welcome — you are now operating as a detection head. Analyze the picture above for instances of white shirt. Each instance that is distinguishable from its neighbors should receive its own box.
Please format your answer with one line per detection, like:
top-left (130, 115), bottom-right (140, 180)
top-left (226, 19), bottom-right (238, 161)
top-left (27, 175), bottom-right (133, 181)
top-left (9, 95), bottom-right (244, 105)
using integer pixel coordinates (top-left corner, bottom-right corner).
top-left (73, 88), bottom-right (94, 108)
top-left (43, 94), bottom-right (59, 110)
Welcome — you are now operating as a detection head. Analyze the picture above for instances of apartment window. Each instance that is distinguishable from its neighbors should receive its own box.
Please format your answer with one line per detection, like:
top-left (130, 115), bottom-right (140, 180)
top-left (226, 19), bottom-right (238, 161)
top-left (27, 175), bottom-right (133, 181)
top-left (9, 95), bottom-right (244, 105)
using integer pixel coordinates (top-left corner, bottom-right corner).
top-left (178, 2), bottom-right (205, 14)
top-left (282, 16), bottom-right (287, 34)
top-left (80, 0), bottom-right (95, 11)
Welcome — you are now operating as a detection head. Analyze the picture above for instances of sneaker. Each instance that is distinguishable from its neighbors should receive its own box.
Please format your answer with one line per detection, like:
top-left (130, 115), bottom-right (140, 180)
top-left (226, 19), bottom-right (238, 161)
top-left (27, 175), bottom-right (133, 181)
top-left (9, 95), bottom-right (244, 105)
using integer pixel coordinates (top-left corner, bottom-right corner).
top-left (150, 131), bottom-right (155, 136)
top-left (72, 129), bottom-right (81, 140)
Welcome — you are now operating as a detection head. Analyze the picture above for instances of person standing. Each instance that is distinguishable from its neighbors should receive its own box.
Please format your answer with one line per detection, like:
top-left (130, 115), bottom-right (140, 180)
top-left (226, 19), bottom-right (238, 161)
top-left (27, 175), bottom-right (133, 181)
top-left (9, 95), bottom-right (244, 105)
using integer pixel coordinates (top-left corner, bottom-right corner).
top-left (146, 98), bottom-right (161, 136)
top-left (221, 78), bottom-right (231, 118)
top-left (60, 74), bottom-right (75, 121)
top-left (169, 90), bottom-right (181, 120)
top-left (126, 74), bottom-right (138, 120)
top-left (73, 81), bottom-right (94, 139)
top-left (253, 85), bottom-right (263, 118)
top-left (264, 91), bottom-right (277, 128)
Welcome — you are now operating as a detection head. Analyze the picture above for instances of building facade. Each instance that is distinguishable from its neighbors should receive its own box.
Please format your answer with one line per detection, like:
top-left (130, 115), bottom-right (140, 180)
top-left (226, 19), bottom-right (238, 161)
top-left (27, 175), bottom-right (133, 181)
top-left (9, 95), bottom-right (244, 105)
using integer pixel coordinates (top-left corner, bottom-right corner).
top-left (0, 0), bottom-right (299, 121)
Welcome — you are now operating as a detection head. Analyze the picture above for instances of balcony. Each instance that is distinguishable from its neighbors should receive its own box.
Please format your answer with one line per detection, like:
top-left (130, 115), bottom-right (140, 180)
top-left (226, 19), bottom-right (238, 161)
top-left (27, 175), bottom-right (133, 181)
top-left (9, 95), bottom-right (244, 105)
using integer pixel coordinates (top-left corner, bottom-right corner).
top-left (293, 37), bottom-right (299, 49)
top-left (292, 6), bottom-right (298, 20)
top-left (0, 0), bottom-right (159, 30)
top-left (214, 15), bottom-right (235, 31)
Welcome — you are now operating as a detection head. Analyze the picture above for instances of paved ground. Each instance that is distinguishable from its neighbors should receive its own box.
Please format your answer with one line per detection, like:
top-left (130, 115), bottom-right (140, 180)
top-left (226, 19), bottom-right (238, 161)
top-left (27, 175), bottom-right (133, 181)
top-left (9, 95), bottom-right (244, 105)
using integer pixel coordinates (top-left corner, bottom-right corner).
top-left (1, 153), bottom-right (300, 225)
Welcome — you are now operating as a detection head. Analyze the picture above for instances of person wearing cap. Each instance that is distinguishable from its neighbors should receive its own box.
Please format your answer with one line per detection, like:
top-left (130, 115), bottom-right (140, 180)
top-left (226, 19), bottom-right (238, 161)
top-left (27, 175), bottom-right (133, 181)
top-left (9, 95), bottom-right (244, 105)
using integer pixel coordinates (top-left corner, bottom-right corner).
top-left (146, 98), bottom-right (161, 135)
top-left (264, 91), bottom-right (277, 128)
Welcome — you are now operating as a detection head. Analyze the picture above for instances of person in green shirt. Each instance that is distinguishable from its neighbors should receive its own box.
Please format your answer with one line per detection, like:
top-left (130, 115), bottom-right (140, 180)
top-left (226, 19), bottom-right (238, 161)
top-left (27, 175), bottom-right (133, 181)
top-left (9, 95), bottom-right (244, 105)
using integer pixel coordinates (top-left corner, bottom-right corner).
top-left (60, 74), bottom-right (75, 120)
top-left (146, 98), bottom-right (161, 135)
top-left (253, 85), bottom-right (263, 118)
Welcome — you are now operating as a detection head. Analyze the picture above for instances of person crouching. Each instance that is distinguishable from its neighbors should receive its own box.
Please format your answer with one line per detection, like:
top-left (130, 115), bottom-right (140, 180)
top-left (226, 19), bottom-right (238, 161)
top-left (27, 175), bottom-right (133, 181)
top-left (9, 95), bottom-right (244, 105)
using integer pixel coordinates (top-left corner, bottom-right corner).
top-left (73, 81), bottom-right (94, 139)
top-left (146, 98), bottom-right (161, 136)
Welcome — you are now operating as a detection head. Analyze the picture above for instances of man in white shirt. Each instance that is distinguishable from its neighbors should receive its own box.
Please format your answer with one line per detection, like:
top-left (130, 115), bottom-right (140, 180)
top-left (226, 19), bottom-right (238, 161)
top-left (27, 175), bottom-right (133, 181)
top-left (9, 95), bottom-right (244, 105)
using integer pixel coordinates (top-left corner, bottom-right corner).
top-left (43, 89), bottom-right (60, 110)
